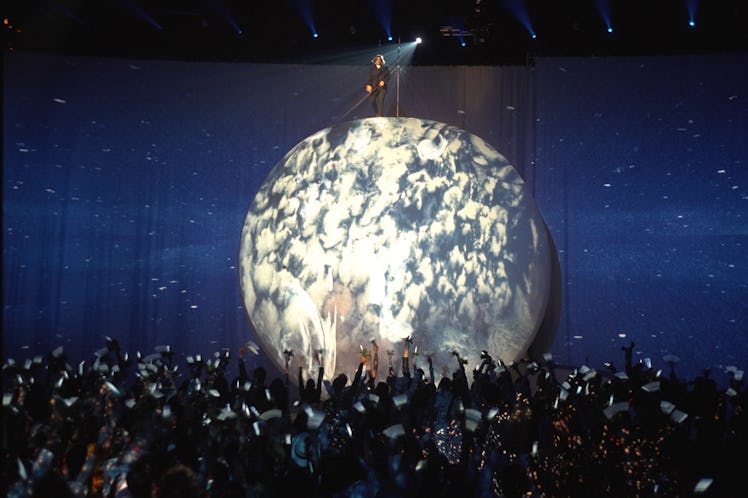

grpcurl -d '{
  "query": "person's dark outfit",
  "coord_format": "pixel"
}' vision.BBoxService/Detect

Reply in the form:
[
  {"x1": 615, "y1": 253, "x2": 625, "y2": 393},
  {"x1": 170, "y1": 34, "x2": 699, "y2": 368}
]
[
  {"x1": 299, "y1": 366, "x2": 323, "y2": 406},
  {"x1": 366, "y1": 59, "x2": 390, "y2": 117}
]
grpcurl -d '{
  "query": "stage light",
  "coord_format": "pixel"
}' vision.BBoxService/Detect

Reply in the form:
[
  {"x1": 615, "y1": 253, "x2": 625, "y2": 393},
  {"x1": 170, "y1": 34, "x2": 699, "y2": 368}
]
[
  {"x1": 415, "y1": 37, "x2": 422, "y2": 44},
  {"x1": 117, "y1": 0, "x2": 162, "y2": 30},
  {"x1": 686, "y1": 0, "x2": 698, "y2": 29},
  {"x1": 372, "y1": 0, "x2": 393, "y2": 47},
  {"x1": 289, "y1": 0, "x2": 316, "y2": 43},
  {"x1": 593, "y1": 0, "x2": 613, "y2": 38},
  {"x1": 460, "y1": 39, "x2": 466, "y2": 47},
  {"x1": 210, "y1": 0, "x2": 242, "y2": 36},
  {"x1": 502, "y1": 0, "x2": 536, "y2": 44}
]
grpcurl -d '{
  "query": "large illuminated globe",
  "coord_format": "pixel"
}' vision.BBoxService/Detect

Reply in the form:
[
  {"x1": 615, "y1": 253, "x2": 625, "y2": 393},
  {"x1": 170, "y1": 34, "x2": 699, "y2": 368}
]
[{"x1": 239, "y1": 118, "x2": 555, "y2": 381}]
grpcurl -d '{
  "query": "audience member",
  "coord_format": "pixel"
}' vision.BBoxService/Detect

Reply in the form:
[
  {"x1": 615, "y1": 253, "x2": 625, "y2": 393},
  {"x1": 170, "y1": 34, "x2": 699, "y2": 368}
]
[{"x1": 2, "y1": 337, "x2": 745, "y2": 497}]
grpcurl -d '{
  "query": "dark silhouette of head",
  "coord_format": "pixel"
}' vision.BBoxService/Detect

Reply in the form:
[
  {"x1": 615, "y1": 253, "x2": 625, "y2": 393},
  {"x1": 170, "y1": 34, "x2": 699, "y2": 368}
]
[
  {"x1": 155, "y1": 464, "x2": 204, "y2": 498},
  {"x1": 332, "y1": 373, "x2": 348, "y2": 393}
]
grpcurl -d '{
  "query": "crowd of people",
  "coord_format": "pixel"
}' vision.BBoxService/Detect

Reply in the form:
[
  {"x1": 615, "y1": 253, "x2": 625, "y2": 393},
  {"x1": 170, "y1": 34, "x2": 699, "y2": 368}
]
[{"x1": 2, "y1": 337, "x2": 745, "y2": 497}]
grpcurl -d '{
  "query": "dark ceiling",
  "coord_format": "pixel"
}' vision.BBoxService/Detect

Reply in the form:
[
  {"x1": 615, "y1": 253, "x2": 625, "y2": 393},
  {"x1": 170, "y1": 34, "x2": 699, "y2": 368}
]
[{"x1": 5, "y1": 0, "x2": 748, "y2": 65}]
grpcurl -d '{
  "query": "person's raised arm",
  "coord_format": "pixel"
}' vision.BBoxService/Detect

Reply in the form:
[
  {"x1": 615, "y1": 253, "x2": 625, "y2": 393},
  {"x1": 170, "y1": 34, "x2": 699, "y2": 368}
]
[
  {"x1": 478, "y1": 350, "x2": 493, "y2": 375},
  {"x1": 353, "y1": 355, "x2": 365, "y2": 388},
  {"x1": 298, "y1": 365, "x2": 304, "y2": 400},
  {"x1": 412, "y1": 345, "x2": 420, "y2": 377},
  {"x1": 238, "y1": 353, "x2": 248, "y2": 382},
  {"x1": 283, "y1": 349, "x2": 293, "y2": 385},
  {"x1": 371, "y1": 339, "x2": 379, "y2": 382},
  {"x1": 622, "y1": 341, "x2": 635, "y2": 374},
  {"x1": 387, "y1": 350, "x2": 395, "y2": 378},
  {"x1": 402, "y1": 336, "x2": 412, "y2": 377},
  {"x1": 452, "y1": 350, "x2": 470, "y2": 398},
  {"x1": 427, "y1": 353, "x2": 435, "y2": 384},
  {"x1": 315, "y1": 352, "x2": 324, "y2": 398}
]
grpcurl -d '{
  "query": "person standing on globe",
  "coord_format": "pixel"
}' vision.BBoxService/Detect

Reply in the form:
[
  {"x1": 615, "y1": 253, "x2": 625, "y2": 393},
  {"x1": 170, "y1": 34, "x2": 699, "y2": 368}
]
[{"x1": 365, "y1": 54, "x2": 390, "y2": 117}]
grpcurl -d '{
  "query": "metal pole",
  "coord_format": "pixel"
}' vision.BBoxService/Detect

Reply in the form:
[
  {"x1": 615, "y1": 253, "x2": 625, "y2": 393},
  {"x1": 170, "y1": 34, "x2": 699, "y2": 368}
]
[{"x1": 396, "y1": 37, "x2": 400, "y2": 117}]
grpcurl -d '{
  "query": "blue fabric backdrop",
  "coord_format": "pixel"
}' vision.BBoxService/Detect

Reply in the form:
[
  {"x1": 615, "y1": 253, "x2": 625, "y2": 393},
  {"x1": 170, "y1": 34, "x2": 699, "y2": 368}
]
[{"x1": 3, "y1": 52, "x2": 746, "y2": 381}]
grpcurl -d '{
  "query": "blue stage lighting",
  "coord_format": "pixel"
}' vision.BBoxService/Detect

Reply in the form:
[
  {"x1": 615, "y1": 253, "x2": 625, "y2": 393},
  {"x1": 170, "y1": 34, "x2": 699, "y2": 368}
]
[
  {"x1": 686, "y1": 0, "x2": 699, "y2": 29},
  {"x1": 415, "y1": 37, "x2": 422, "y2": 44},
  {"x1": 593, "y1": 0, "x2": 613, "y2": 38},
  {"x1": 502, "y1": 0, "x2": 536, "y2": 44},
  {"x1": 210, "y1": 0, "x2": 242, "y2": 36},
  {"x1": 370, "y1": 0, "x2": 393, "y2": 46},
  {"x1": 461, "y1": 39, "x2": 466, "y2": 47},
  {"x1": 289, "y1": 0, "x2": 316, "y2": 42},
  {"x1": 117, "y1": 0, "x2": 163, "y2": 30}
]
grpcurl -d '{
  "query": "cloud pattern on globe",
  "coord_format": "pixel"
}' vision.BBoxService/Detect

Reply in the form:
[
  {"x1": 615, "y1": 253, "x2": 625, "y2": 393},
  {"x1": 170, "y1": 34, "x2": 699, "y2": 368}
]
[{"x1": 239, "y1": 117, "x2": 553, "y2": 381}]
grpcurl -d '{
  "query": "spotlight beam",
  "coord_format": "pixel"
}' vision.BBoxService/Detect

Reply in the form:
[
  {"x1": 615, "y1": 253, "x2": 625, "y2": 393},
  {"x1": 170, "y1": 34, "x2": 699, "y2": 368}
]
[
  {"x1": 115, "y1": 0, "x2": 163, "y2": 30},
  {"x1": 390, "y1": 37, "x2": 420, "y2": 117}
]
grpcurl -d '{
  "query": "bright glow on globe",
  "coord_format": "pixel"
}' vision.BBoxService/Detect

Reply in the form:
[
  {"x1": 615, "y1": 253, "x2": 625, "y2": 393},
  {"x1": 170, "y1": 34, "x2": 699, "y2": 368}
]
[{"x1": 239, "y1": 117, "x2": 554, "y2": 381}]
